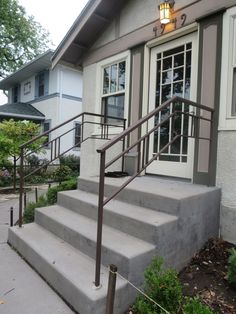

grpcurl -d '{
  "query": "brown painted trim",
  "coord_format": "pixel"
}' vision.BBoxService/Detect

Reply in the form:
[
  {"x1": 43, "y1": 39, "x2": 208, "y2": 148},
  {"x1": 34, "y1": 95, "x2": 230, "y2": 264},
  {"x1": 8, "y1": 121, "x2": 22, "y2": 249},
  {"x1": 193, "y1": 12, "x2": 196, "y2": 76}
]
[
  {"x1": 193, "y1": 11, "x2": 224, "y2": 186},
  {"x1": 83, "y1": 0, "x2": 236, "y2": 67},
  {"x1": 127, "y1": 44, "x2": 145, "y2": 147},
  {"x1": 196, "y1": 8, "x2": 226, "y2": 22}
]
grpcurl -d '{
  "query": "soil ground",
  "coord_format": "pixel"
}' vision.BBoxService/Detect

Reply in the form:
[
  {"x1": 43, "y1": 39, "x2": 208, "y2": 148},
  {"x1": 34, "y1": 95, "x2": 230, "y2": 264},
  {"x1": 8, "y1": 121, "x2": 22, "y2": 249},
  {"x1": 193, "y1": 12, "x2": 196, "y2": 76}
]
[
  {"x1": 125, "y1": 238, "x2": 236, "y2": 314},
  {"x1": 179, "y1": 238, "x2": 236, "y2": 314}
]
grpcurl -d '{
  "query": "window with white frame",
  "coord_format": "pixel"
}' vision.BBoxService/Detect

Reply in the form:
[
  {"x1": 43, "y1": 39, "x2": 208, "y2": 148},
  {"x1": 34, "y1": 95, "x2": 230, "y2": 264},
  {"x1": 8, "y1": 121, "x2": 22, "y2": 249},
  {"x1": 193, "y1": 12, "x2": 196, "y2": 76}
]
[
  {"x1": 74, "y1": 122, "x2": 81, "y2": 148},
  {"x1": 35, "y1": 70, "x2": 49, "y2": 98},
  {"x1": 102, "y1": 60, "x2": 126, "y2": 123}
]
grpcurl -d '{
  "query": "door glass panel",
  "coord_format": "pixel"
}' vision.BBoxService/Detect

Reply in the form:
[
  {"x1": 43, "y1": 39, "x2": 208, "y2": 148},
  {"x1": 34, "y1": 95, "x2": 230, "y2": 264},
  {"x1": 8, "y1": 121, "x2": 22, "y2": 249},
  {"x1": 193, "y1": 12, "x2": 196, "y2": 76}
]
[
  {"x1": 163, "y1": 57, "x2": 172, "y2": 70},
  {"x1": 153, "y1": 42, "x2": 192, "y2": 162}
]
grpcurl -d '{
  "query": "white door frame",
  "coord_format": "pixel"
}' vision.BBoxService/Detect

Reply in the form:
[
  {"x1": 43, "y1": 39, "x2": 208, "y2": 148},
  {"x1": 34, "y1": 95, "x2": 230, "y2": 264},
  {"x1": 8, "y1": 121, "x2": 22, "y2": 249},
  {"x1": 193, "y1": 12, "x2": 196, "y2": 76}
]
[{"x1": 146, "y1": 32, "x2": 198, "y2": 179}]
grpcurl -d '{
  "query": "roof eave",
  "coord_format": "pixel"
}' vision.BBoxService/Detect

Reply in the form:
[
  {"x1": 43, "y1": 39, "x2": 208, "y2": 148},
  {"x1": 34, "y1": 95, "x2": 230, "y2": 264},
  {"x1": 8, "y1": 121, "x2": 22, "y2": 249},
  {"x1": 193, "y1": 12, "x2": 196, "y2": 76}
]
[{"x1": 51, "y1": 0, "x2": 101, "y2": 69}]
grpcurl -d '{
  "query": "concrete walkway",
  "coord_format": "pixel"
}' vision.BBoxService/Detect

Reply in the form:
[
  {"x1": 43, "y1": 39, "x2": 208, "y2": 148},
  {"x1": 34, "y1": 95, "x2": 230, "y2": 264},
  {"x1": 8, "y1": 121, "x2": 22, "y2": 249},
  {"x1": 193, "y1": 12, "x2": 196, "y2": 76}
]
[{"x1": 0, "y1": 187, "x2": 74, "y2": 314}]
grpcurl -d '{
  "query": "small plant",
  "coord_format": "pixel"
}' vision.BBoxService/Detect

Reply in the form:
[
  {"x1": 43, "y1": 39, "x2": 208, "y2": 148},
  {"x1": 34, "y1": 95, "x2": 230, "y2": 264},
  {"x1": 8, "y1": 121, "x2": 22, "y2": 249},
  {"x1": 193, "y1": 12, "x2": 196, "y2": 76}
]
[
  {"x1": 227, "y1": 248, "x2": 236, "y2": 288},
  {"x1": 133, "y1": 256, "x2": 182, "y2": 314},
  {"x1": 52, "y1": 165, "x2": 72, "y2": 183},
  {"x1": 60, "y1": 154, "x2": 80, "y2": 173},
  {"x1": 183, "y1": 297, "x2": 213, "y2": 314},
  {"x1": 23, "y1": 195, "x2": 48, "y2": 223},
  {"x1": 47, "y1": 178, "x2": 77, "y2": 204}
]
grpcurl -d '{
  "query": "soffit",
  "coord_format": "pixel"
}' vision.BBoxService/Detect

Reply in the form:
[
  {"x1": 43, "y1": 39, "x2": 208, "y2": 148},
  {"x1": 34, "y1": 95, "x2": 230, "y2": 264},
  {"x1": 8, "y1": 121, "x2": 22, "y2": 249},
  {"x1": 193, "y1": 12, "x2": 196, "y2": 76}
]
[
  {"x1": 0, "y1": 50, "x2": 53, "y2": 90},
  {"x1": 52, "y1": 0, "x2": 127, "y2": 68}
]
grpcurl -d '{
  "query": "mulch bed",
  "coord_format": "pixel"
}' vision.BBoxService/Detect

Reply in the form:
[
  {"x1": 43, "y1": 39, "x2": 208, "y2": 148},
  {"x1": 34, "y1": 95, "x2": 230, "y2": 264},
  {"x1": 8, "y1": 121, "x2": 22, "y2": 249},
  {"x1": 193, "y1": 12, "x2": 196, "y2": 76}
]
[
  {"x1": 179, "y1": 238, "x2": 236, "y2": 313},
  {"x1": 125, "y1": 238, "x2": 236, "y2": 313}
]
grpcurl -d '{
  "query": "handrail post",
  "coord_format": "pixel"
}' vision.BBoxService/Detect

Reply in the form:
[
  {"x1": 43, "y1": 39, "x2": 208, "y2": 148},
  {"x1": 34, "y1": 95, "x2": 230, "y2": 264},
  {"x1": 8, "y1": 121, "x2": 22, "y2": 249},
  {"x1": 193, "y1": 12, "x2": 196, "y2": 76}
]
[
  {"x1": 19, "y1": 147, "x2": 24, "y2": 227},
  {"x1": 95, "y1": 150, "x2": 106, "y2": 287}
]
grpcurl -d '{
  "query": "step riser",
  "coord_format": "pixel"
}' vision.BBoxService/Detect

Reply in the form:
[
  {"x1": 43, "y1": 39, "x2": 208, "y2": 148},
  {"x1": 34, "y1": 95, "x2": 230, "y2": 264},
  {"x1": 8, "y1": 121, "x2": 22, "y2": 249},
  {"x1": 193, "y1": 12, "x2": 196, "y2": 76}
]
[
  {"x1": 58, "y1": 192, "x2": 178, "y2": 244},
  {"x1": 78, "y1": 178, "x2": 180, "y2": 215},
  {"x1": 8, "y1": 228, "x2": 132, "y2": 314},
  {"x1": 35, "y1": 209, "x2": 155, "y2": 285}
]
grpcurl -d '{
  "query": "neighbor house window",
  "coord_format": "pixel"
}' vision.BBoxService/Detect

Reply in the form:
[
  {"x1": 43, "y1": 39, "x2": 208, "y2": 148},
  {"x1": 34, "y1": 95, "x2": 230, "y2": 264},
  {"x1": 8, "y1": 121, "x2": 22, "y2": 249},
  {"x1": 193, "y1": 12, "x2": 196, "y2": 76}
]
[
  {"x1": 74, "y1": 122, "x2": 81, "y2": 148},
  {"x1": 35, "y1": 70, "x2": 49, "y2": 98},
  {"x1": 12, "y1": 85, "x2": 20, "y2": 103},
  {"x1": 102, "y1": 61, "x2": 126, "y2": 123},
  {"x1": 42, "y1": 120, "x2": 51, "y2": 147},
  {"x1": 24, "y1": 81, "x2": 31, "y2": 95}
]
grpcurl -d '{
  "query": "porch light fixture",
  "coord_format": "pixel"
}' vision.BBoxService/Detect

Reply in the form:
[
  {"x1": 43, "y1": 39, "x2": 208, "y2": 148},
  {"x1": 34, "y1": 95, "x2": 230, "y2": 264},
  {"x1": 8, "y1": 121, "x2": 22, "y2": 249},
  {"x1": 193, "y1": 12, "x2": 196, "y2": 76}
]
[{"x1": 159, "y1": 0, "x2": 175, "y2": 25}]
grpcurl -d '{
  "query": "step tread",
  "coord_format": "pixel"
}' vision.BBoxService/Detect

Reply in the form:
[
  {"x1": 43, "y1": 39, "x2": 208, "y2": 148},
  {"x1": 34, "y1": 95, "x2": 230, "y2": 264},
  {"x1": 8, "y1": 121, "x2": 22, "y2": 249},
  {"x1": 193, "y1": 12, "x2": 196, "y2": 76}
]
[
  {"x1": 36, "y1": 205, "x2": 155, "y2": 258},
  {"x1": 10, "y1": 224, "x2": 126, "y2": 300},
  {"x1": 60, "y1": 189, "x2": 178, "y2": 226}
]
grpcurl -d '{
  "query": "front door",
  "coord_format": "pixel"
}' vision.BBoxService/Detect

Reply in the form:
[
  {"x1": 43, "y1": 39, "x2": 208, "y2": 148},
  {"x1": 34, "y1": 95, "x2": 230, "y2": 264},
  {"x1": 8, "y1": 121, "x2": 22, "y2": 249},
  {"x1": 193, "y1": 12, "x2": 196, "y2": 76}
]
[{"x1": 147, "y1": 33, "x2": 198, "y2": 179}]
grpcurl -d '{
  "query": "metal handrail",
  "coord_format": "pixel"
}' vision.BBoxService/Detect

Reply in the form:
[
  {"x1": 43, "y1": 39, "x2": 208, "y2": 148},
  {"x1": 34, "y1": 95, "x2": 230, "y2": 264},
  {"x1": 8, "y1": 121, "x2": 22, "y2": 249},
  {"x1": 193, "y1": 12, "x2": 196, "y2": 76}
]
[
  {"x1": 94, "y1": 96, "x2": 214, "y2": 287},
  {"x1": 18, "y1": 112, "x2": 126, "y2": 227}
]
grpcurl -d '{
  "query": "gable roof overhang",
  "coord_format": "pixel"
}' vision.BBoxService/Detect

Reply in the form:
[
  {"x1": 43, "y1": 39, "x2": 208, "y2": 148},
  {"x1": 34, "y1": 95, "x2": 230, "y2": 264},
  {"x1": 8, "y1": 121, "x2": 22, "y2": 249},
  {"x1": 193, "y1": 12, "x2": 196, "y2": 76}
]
[
  {"x1": 52, "y1": 0, "x2": 127, "y2": 68},
  {"x1": 0, "y1": 103, "x2": 45, "y2": 121},
  {"x1": 0, "y1": 50, "x2": 54, "y2": 91}
]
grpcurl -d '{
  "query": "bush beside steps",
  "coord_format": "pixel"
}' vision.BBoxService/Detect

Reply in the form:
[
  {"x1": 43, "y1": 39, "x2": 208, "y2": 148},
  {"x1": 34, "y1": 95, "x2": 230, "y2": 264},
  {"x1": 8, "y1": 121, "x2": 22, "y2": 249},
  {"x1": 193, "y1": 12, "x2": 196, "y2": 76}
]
[
  {"x1": 23, "y1": 178, "x2": 77, "y2": 224},
  {"x1": 132, "y1": 256, "x2": 214, "y2": 314}
]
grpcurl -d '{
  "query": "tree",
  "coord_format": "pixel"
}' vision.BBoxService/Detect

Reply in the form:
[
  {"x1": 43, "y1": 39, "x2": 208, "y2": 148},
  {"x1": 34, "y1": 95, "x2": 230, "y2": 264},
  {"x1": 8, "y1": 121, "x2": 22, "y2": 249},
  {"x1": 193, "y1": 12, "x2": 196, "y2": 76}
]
[
  {"x1": 0, "y1": 119, "x2": 45, "y2": 191},
  {"x1": 0, "y1": 0, "x2": 52, "y2": 78}
]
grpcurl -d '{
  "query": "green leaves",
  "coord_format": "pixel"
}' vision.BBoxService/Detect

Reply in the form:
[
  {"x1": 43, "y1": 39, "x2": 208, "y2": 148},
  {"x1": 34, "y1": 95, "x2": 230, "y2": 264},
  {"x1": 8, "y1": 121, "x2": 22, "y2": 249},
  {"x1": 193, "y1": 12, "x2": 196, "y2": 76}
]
[
  {"x1": 0, "y1": 119, "x2": 44, "y2": 160},
  {"x1": 0, "y1": 0, "x2": 52, "y2": 77},
  {"x1": 227, "y1": 248, "x2": 236, "y2": 287}
]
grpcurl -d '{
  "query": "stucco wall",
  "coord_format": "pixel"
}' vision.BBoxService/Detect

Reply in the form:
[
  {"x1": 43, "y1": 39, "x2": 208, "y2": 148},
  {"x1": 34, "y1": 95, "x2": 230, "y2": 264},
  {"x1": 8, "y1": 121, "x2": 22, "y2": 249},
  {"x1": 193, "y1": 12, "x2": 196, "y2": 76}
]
[
  {"x1": 216, "y1": 131, "x2": 236, "y2": 244},
  {"x1": 61, "y1": 66, "x2": 83, "y2": 98}
]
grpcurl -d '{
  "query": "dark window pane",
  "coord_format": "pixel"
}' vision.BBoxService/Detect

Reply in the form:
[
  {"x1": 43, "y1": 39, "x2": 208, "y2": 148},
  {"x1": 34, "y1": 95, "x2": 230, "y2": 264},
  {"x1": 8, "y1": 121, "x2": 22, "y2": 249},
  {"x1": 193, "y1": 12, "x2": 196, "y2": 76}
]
[
  {"x1": 186, "y1": 43, "x2": 192, "y2": 50},
  {"x1": 43, "y1": 122, "x2": 50, "y2": 147},
  {"x1": 110, "y1": 64, "x2": 117, "y2": 93},
  {"x1": 173, "y1": 82, "x2": 183, "y2": 97},
  {"x1": 103, "y1": 67, "x2": 110, "y2": 94},
  {"x1": 118, "y1": 62, "x2": 126, "y2": 91},
  {"x1": 182, "y1": 156, "x2": 187, "y2": 162},
  {"x1": 163, "y1": 57, "x2": 172, "y2": 70},
  {"x1": 162, "y1": 84, "x2": 171, "y2": 103},
  {"x1": 156, "y1": 60, "x2": 161, "y2": 106},
  {"x1": 174, "y1": 53, "x2": 184, "y2": 67},
  {"x1": 163, "y1": 45, "x2": 184, "y2": 57},
  {"x1": 74, "y1": 123, "x2": 81, "y2": 147},
  {"x1": 160, "y1": 155, "x2": 180, "y2": 162},
  {"x1": 162, "y1": 70, "x2": 172, "y2": 84},
  {"x1": 173, "y1": 67, "x2": 184, "y2": 81},
  {"x1": 104, "y1": 94, "x2": 124, "y2": 123},
  {"x1": 38, "y1": 72, "x2": 45, "y2": 97},
  {"x1": 157, "y1": 53, "x2": 162, "y2": 60}
]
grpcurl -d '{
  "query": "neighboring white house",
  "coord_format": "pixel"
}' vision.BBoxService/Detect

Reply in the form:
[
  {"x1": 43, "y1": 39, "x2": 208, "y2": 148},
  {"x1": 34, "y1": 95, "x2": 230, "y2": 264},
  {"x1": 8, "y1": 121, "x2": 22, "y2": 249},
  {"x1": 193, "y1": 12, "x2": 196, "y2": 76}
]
[{"x1": 0, "y1": 50, "x2": 83, "y2": 160}]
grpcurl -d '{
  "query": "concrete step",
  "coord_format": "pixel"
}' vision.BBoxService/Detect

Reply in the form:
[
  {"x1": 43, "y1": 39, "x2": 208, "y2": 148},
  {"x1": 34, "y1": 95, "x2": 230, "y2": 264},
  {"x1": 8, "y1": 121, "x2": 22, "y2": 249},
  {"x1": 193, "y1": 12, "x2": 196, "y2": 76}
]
[
  {"x1": 58, "y1": 189, "x2": 178, "y2": 244},
  {"x1": 8, "y1": 224, "x2": 131, "y2": 314},
  {"x1": 35, "y1": 205, "x2": 155, "y2": 284},
  {"x1": 78, "y1": 176, "x2": 220, "y2": 215}
]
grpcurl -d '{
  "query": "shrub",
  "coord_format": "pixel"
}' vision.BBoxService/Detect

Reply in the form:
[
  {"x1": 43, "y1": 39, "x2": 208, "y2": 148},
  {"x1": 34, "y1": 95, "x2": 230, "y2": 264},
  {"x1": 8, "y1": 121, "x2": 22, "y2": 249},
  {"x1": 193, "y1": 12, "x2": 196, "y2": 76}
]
[
  {"x1": 47, "y1": 178, "x2": 77, "y2": 205},
  {"x1": 133, "y1": 257, "x2": 182, "y2": 314},
  {"x1": 227, "y1": 248, "x2": 236, "y2": 287},
  {"x1": 52, "y1": 165, "x2": 72, "y2": 183},
  {"x1": 23, "y1": 195, "x2": 48, "y2": 223},
  {"x1": 183, "y1": 297, "x2": 213, "y2": 314},
  {"x1": 60, "y1": 154, "x2": 80, "y2": 173},
  {"x1": 26, "y1": 154, "x2": 49, "y2": 176},
  {"x1": 23, "y1": 179, "x2": 77, "y2": 223}
]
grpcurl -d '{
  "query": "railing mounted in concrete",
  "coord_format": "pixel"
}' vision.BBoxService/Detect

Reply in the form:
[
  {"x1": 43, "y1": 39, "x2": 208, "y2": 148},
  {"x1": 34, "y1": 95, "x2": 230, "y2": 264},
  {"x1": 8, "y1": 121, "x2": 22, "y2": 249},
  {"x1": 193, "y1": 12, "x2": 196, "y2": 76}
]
[
  {"x1": 18, "y1": 112, "x2": 126, "y2": 227},
  {"x1": 94, "y1": 96, "x2": 214, "y2": 287}
]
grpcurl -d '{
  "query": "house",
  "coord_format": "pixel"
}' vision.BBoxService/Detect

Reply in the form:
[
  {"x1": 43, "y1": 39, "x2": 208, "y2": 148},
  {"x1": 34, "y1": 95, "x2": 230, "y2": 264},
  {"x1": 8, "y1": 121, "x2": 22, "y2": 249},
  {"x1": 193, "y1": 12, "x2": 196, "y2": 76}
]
[
  {"x1": 0, "y1": 50, "x2": 83, "y2": 160},
  {"x1": 7, "y1": 1, "x2": 236, "y2": 313}
]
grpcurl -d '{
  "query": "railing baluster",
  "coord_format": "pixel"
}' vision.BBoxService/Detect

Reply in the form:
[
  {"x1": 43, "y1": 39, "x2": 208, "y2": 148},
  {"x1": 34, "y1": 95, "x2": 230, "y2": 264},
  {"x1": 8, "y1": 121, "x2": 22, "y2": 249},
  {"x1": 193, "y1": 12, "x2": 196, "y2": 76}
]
[
  {"x1": 19, "y1": 147, "x2": 24, "y2": 227},
  {"x1": 95, "y1": 151, "x2": 106, "y2": 287}
]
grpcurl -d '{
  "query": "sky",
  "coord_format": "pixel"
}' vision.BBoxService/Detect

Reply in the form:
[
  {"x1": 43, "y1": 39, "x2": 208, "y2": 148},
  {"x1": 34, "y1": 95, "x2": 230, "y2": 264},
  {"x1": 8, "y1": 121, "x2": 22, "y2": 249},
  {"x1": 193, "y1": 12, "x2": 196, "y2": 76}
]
[{"x1": 0, "y1": 0, "x2": 89, "y2": 105}]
